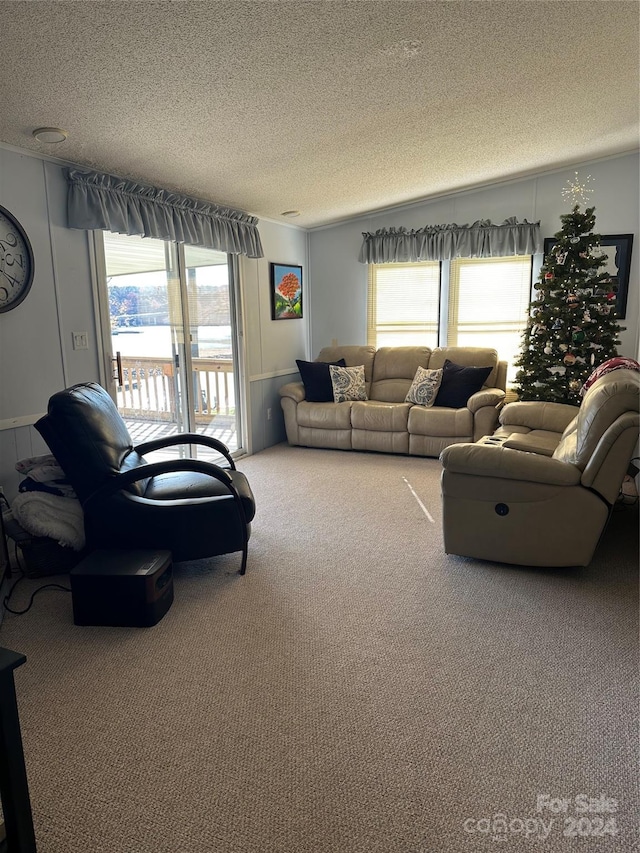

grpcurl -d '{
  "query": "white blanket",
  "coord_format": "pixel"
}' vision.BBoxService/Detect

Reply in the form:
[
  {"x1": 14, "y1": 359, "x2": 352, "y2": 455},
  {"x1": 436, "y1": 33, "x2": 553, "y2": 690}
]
[{"x1": 12, "y1": 492, "x2": 85, "y2": 551}]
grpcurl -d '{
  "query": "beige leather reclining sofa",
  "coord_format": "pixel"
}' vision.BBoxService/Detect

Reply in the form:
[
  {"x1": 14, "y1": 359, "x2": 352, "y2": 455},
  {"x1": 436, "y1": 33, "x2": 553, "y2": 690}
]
[
  {"x1": 440, "y1": 368, "x2": 640, "y2": 567},
  {"x1": 279, "y1": 345, "x2": 507, "y2": 457}
]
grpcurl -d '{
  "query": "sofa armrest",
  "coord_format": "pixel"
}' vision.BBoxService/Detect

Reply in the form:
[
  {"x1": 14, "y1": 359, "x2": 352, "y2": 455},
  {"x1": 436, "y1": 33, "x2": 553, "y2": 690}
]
[
  {"x1": 279, "y1": 381, "x2": 306, "y2": 403},
  {"x1": 499, "y1": 400, "x2": 578, "y2": 433},
  {"x1": 440, "y1": 443, "x2": 582, "y2": 486},
  {"x1": 467, "y1": 387, "x2": 505, "y2": 414}
]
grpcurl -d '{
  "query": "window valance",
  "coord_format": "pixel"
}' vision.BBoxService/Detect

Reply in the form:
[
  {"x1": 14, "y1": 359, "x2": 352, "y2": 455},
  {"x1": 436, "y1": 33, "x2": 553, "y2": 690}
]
[
  {"x1": 359, "y1": 217, "x2": 541, "y2": 263},
  {"x1": 66, "y1": 168, "x2": 264, "y2": 258}
]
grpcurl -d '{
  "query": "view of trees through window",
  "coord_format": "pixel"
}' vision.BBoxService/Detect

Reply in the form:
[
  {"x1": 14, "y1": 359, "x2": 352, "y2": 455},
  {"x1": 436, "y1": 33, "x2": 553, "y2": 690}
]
[{"x1": 108, "y1": 277, "x2": 230, "y2": 330}]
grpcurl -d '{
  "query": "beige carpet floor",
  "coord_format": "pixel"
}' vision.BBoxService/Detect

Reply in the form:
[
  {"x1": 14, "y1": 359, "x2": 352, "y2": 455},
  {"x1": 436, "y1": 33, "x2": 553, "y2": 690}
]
[{"x1": 1, "y1": 444, "x2": 638, "y2": 853}]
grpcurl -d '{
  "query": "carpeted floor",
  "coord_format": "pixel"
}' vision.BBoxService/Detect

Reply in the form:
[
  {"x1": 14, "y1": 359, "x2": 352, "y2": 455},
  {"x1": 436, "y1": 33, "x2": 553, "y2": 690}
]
[{"x1": 1, "y1": 444, "x2": 638, "y2": 853}]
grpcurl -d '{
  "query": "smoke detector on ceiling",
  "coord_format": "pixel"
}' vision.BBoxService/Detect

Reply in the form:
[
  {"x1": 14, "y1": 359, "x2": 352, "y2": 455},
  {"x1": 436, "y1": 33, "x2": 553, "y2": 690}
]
[{"x1": 32, "y1": 127, "x2": 68, "y2": 144}]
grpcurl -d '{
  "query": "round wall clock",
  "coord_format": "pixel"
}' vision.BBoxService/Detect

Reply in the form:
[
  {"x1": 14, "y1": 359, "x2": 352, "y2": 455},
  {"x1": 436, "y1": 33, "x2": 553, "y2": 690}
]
[{"x1": 0, "y1": 204, "x2": 35, "y2": 313}]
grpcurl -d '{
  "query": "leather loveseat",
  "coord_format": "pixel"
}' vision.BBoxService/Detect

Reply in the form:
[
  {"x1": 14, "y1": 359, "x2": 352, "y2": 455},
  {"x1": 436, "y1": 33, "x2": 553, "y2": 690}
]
[
  {"x1": 279, "y1": 345, "x2": 507, "y2": 458},
  {"x1": 440, "y1": 367, "x2": 640, "y2": 567}
]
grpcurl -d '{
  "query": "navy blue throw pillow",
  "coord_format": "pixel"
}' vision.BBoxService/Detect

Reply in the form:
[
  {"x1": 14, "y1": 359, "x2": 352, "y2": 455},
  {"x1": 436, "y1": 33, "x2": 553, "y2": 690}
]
[
  {"x1": 434, "y1": 360, "x2": 492, "y2": 408},
  {"x1": 296, "y1": 358, "x2": 347, "y2": 402}
]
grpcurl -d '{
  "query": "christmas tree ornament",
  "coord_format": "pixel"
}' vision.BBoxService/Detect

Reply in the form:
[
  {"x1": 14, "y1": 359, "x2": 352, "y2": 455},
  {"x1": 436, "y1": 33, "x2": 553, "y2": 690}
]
[
  {"x1": 544, "y1": 345, "x2": 553, "y2": 355},
  {"x1": 570, "y1": 236, "x2": 580, "y2": 244},
  {"x1": 569, "y1": 380, "x2": 581, "y2": 392},
  {"x1": 545, "y1": 272, "x2": 554, "y2": 280},
  {"x1": 566, "y1": 293, "x2": 579, "y2": 307},
  {"x1": 572, "y1": 330, "x2": 586, "y2": 343},
  {"x1": 559, "y1": 343, "x2": 569, "y2": 352},
  {"x1": 563, "y1": 352, "x2": 577, "y2": 366}
]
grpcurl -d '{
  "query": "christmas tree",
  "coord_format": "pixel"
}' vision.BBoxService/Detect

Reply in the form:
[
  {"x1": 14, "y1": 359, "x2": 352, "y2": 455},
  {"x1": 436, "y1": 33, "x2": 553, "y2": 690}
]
[{"x1": 514, "y1": 179, "x2": 623, "y2": 405}]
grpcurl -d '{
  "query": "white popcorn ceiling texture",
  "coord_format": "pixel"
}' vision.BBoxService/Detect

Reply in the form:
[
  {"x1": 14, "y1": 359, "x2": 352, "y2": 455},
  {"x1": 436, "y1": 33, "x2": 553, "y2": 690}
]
[{"x1": 0, "y1": 1, "x2": 637, "y2": 228}]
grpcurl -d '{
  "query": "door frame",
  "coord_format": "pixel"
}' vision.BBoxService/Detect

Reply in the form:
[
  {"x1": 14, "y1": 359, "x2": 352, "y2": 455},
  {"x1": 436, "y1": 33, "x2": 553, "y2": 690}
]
[{"x1": 90, "y1": 231, "x2": 249, "y2": 456}]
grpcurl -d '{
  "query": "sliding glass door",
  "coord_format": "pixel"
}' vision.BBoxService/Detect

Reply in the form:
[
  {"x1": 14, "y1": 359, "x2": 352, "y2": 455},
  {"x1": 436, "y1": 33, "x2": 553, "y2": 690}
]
[
  {"x1": 183, "y1": 244, "x2": 242, "y2": 453},
  {"x1": 99, "y1": 232, "x2": 242, "y2": 458}
]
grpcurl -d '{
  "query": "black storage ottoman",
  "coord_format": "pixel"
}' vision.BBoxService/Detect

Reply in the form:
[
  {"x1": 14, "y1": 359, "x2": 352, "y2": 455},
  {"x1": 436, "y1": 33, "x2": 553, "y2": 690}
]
[{"x1": 70, "y1": 549, "x2": 173, "y2": 627}]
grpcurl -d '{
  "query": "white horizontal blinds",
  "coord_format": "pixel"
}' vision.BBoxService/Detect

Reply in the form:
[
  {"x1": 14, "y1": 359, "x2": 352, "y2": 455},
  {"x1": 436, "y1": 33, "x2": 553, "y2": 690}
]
[
  {"x1": 367, "y1": 262, "x2": 440, "y2": 348},
  {"x1": 448, "y1": 256, "x2": 532, "y2": 385}
]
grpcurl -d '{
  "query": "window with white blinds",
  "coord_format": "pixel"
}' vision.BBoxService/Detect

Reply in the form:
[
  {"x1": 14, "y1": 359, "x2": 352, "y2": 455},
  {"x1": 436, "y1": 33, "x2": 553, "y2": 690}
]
[
  {"x1": 367, "y1": 262, "x2": 440, "y2": 348},
  {"x1": 447, "y1": 256, "x2": 533, "y2": 384}
]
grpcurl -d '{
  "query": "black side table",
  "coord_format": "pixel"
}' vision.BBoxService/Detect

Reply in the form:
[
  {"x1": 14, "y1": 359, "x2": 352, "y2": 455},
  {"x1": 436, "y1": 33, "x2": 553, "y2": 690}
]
[{"x1": 0, "y1": 648, "x2": 37, "y2": 852}]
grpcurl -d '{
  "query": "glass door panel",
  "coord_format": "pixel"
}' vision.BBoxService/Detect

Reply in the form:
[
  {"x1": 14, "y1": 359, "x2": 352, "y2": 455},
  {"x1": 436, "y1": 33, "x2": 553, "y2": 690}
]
[
  {"x1": 183, "y1": 245, "x2": 239, "y2": 457},
  {"x1": 102, "y1": 233, "x2": 188, "y2": 447}
]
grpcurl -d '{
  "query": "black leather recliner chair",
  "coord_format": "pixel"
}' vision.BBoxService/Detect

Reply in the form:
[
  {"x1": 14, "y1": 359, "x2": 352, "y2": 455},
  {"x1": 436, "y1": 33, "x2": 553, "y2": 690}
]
[{"x1": 35, "y1": 382, "x2": 256, "y2": 573}]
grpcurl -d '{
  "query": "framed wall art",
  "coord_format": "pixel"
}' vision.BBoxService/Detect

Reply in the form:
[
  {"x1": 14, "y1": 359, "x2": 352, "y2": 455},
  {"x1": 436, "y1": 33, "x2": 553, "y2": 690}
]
[
  {"x1": 544, "y1": 234, "x2": 633, "y2": 319},
  {"x1": 270, "y1": 263, "x2": 303, "y2": 320}
]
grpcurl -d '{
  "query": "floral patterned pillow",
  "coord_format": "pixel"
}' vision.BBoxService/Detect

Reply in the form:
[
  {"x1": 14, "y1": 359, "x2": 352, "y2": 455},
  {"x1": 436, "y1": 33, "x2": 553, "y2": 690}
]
[
  {"x1": 405, "y1": 366, "x2": 443, "y2": 407},
  {"x1": 329, "y1": 365, "x2": 368, "y2": 403}
]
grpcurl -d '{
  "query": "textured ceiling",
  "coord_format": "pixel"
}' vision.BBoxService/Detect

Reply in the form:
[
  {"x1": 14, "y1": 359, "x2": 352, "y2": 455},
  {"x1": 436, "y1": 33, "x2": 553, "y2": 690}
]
[{"x1": 0, "y1": 1, "x2": 638, "y2": 228}]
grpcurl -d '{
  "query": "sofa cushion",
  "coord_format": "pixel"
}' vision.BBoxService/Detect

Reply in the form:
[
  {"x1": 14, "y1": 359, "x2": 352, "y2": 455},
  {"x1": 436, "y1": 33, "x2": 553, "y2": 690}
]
[
  {"x1": 553, "y1": 368, "x2": 640, "y2": 471},
  {"x1": 370, "y1": 346, "x2": 432, "y2": 403},
  {"x1": 317, "y1": 346, "x2": 376, "y2": 383},
  {"x1": 296, "y1": 358, "x2": 346, "y2": 402},
  {"x1": 429, "y1": 346, "x2": 499, "y2": 388},
  {"x1": 351, "y1": 401, "x2": 412, "y2": 432},
  {"x1": 405, "y1": 366, "x2": 443, "y2": 407},
  {"x1": 330, "y1": 365, "x2": 368, "y2": 402},
  {"x1": 434, "y1": 360, "x2": 492, "y2": 408},
  {"x1": 408, "y1": 404, "x2": 473, "y2": 438},
  {"x1": 297, "y1": 400, "x2": 353, "y2": 430}
]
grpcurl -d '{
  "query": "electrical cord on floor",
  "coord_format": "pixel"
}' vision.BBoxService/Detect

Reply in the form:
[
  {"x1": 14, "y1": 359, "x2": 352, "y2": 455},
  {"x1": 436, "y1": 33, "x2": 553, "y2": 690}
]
[{"x1": 3, "y1": 544, "x2": 71, "y2": 616}]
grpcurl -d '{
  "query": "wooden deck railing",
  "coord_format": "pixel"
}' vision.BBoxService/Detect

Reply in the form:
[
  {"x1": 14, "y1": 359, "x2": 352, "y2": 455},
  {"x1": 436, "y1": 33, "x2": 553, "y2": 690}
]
[{"x1": 117, "y1": 356, "x2": 234, "y2": 423}]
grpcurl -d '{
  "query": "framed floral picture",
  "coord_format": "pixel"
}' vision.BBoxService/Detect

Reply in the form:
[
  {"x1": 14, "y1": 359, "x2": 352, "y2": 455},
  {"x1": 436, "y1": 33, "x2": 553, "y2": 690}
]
[{"x1": 270, "y1": 263, "x2": 303, "y2": 320}]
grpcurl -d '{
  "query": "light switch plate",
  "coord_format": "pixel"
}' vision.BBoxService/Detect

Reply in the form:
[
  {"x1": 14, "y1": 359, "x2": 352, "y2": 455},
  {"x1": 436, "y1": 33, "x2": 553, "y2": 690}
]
[{"x1": 72, "y1": 331, "x2": 88, "y2": 350}]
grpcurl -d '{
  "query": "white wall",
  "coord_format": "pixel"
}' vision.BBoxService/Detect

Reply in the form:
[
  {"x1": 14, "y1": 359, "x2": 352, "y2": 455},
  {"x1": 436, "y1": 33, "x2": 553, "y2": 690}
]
[
  {"x1": 0, "y1": 145, "x2": 308, "y2": 499},
  {"x1": 0, "y1": 149, "x2": 100, "y2": 497},
  {"x1": 308, "y1": 153, "x2": 640, "y2": 359},
  {"x1": 240, "y1": 218, "x2": 309, "y2": 452}
]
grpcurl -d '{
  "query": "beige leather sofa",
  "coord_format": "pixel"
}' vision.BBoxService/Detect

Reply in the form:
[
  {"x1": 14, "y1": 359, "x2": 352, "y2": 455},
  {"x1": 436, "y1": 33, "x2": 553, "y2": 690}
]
[
  {"x1": 440, "y1": 368, "x2": 640, "y2": 567},
  {"x1": 279, "y1": 345, "x2": 507, "y2": 457}
]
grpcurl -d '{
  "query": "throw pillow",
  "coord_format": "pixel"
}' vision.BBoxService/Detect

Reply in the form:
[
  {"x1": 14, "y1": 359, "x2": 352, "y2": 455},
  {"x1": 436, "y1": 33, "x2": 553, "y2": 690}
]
[
  {"x1": 434, "y1": 360, "x2": 492, "y2": 408},
  {"x1": 329, "y1": 364, "x2": 368, "y2": 403},
  {"x1": 405, "y1": 366, "x2": 443, "y2": 407},
  {"x1": 296, "y1": 358, "x2": 346, "y2": 402}
]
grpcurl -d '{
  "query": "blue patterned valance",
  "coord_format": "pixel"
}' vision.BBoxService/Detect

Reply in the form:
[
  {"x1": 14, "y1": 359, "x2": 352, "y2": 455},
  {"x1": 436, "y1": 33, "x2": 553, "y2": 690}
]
[
  {"x1": 359, "y1": 217, "x2": 541, "y2": 263},
  {"x1": 66, "y1": 168, "x2": 263, "y2": 258}
]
